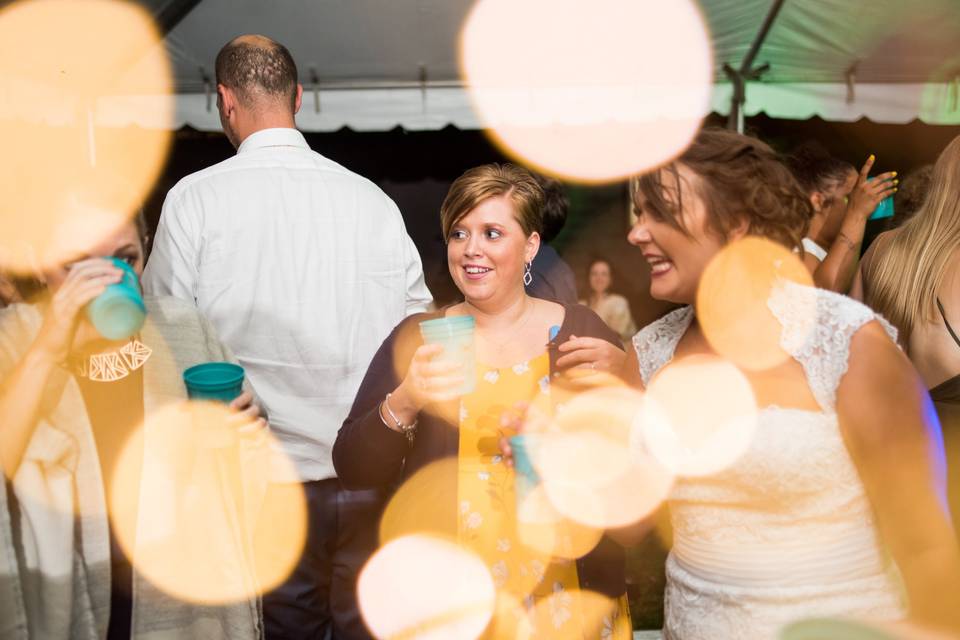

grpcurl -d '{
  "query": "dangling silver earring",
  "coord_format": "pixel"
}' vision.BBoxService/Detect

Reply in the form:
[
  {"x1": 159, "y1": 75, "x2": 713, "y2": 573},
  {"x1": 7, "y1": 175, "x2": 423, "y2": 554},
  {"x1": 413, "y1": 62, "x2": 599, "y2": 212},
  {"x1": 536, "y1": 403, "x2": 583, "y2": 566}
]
[{"x1": 523, "y1": 261, "x2": 533, "y2": 286}]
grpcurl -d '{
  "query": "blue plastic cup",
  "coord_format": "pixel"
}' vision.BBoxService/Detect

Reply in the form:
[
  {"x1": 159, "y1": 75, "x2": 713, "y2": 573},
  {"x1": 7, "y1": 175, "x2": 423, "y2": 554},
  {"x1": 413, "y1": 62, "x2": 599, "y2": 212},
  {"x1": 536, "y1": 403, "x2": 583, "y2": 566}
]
[
  {"x1": 85, "y1": 257, "x2": 146, "y2": 340},
  {"x1": 419, "y1": 315, "x2": 476, "y2": 395},
  {"x1": 867, "y1": 176, "x2": 895, "y2": 221},
  {"x1": 183, "y1": 362, "x2": 245, "y2": 403},
  {"x1": 510, "y1": 434, "x2": 541, "y2": 509}
]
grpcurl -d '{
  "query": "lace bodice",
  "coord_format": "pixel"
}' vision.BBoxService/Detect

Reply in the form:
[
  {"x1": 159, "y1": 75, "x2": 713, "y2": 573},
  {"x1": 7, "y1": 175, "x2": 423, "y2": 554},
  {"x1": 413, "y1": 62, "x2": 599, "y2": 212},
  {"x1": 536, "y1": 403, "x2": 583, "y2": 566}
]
[{"x1": 632, "y1": 282, "x2": 905, "y2": 639}]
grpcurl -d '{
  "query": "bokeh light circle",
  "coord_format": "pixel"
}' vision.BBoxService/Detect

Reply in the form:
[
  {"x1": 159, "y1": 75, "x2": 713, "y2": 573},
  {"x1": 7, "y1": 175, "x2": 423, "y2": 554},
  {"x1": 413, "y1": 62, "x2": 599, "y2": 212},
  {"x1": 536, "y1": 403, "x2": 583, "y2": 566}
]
[
  {"x1": 358, "y1": 534, "x2": 497, "y2": 640},
  {"x1": 637, "y1": 354, "x2": 758, "y2": 477},
  {"x1": 696, "y1": 237, "x2": 815, "y2": 371},
  {"x1": 0, "y1": 0, "x2": 172, "y2": 274},
  {"x1": 527, "y1": 589, "x2": 630, "y2": 638},
  {"x1": 379, "y1": 457, "x2": 460, "y2": 544},
  {"x1": 532, "y1": 386, "x2": 673, "y2": 529},
  {"x1": 110, "y1": 400, "x2": 306, "y2": 604},
  {"x1": 460, "y1": 0, "x2": 713, "y2": 183},
  {"x1": 515, "y1": 483, "x2": 604, "y2": 560}
]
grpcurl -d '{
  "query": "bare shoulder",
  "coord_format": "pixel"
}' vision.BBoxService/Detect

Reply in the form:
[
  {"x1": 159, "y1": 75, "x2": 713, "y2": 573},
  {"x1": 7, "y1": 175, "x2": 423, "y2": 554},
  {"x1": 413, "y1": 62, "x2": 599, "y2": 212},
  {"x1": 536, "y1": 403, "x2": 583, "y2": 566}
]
[
  {"x1": 839, "y1": 319, "x2": 923, "y2": 438},
  {"x1": 531, "y1": 297, "x2": 566, "y2": 326}
]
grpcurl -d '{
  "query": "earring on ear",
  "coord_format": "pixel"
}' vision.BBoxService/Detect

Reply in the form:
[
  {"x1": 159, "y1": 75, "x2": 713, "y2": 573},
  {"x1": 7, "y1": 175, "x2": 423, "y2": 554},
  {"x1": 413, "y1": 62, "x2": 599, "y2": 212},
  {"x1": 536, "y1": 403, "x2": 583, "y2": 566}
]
[{"x1": 523, "y1": 261, "x2": 533, "y2": 286}]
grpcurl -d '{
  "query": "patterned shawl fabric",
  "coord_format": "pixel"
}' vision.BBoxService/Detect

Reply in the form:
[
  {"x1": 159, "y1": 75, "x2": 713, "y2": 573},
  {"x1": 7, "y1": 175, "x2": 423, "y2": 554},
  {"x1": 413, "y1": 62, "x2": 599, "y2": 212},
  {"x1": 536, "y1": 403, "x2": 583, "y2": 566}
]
[{"x1": 0, "y1": 297, "x2": 266, "y2": 640}]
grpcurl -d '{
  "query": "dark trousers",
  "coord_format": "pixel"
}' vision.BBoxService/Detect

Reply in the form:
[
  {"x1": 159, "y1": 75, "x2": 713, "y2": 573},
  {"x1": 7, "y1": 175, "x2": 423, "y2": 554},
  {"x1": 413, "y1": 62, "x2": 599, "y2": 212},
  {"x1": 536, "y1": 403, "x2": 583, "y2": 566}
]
[{"x1": 260, "y1": 479, "x2": 382, "y2": 640}]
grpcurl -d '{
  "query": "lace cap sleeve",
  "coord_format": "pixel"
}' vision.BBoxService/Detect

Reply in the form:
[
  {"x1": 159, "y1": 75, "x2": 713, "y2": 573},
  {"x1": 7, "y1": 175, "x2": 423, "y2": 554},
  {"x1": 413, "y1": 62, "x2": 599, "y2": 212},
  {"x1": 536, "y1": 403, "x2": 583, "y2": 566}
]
[
  {"x1": 767, "y1": 281, "x2": 898, "y2": 413},
  {"x1": 631, "y1": 306, "x2": 694, "y2": 386}
]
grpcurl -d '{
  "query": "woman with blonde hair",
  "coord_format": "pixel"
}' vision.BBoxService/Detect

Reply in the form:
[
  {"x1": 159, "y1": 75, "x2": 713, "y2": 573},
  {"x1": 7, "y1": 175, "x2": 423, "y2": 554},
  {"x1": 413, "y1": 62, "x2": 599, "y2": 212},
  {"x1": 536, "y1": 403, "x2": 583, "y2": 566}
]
[{"x1": 855, "y1": 134, "x2": 960, "y2": 538}]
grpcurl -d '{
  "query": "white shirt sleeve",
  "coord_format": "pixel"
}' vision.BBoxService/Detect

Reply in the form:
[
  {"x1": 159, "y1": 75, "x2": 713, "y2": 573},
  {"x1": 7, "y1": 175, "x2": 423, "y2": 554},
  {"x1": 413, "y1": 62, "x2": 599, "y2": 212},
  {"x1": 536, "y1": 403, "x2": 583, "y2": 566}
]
[{"x1": 142, "y1": 189, "x2": 200, "y2": 305}]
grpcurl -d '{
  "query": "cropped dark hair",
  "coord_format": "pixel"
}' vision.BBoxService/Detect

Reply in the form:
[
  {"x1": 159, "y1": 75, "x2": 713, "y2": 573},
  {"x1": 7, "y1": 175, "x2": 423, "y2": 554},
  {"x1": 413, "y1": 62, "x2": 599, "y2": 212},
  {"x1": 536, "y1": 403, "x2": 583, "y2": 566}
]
[
  {"x1": 532, "y1": 174, "x2": 568, "y2": 243},
  {"x1": 215, "y1": 37, "x2": 298, "y2": 110},
  {"x1": 635, "y1": 128, "x2": 812, "y2": 251},
  {"x1": 785, "y1": 140, "x2": 855, "y2": 195}
]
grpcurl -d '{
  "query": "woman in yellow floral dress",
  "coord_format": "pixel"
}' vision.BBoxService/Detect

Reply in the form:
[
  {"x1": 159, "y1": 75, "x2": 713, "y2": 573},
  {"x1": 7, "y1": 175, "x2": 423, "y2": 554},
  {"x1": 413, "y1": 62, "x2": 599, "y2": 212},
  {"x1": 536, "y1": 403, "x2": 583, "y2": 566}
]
[{"x1": 335, "y1": 164, "x2": 632, "y2": 638}]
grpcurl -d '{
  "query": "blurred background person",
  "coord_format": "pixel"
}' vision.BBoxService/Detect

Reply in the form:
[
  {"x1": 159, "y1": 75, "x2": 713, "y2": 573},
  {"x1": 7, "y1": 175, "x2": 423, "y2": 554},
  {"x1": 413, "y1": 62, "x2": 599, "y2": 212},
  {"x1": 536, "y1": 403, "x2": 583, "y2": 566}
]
[
  {"x1": 334, "y1": 164, "x2": 632, "y2": 638},
  {"x1": 623, "y1": 128, "x2": 960, "y2": 637},
  {"x1": 786, "y1": 141, "x2": 856, "y2": 266},
  {"x1": 0, "y1": 211, "x2": 265, "y2": 640},
  {"x1": 582, "y1": 257, "x2": 636, "y2": 344},
  {"x1": 856, "y1": 134, "x2": 960, "y2": 542},
  {"x1": 889, "y1": 164, "x2": 934, "y2": 230},
  {"x1": 525, "y1": 173, "x2": 578, "y2": 305},
  {"x1": 786, "y1": 142, "x2": 896, "y2": 293}
]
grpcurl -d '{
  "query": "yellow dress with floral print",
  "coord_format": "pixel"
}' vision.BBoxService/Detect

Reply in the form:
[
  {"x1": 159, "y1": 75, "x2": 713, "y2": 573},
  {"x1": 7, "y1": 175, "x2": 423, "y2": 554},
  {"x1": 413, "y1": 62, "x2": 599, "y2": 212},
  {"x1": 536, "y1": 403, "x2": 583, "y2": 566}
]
[{"x1": 458, "y1": 352, "x2": 632, "y2": 639}]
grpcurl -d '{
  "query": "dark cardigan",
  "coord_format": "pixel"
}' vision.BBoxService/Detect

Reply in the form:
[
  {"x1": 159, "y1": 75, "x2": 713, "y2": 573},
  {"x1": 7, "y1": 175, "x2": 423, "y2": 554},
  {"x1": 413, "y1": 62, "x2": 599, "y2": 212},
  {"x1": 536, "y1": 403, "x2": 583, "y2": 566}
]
[{"x1": 333, "y1": 303, "x2": 628, "y2": 598}]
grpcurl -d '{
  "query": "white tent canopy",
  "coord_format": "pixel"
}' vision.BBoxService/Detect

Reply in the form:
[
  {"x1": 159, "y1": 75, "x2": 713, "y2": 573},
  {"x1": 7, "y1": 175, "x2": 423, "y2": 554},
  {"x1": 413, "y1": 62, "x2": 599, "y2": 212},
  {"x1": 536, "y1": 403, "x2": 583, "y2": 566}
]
[{"x1": 67, "y1": 0, "x2": 960, "y2": 130}]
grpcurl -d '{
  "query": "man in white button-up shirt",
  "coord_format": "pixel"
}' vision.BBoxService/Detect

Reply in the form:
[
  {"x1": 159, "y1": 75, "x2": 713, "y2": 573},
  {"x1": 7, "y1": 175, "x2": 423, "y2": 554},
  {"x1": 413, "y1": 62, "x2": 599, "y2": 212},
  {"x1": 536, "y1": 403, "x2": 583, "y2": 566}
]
[{"x1": 143, "y1": 35, "x2": 431, "y2": 639}]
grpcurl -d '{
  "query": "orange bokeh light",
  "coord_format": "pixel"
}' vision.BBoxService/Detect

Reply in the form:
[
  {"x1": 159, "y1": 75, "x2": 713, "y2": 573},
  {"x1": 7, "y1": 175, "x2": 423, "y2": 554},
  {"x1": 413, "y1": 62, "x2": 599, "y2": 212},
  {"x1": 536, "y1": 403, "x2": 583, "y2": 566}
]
[
  {"x1": 358, "y1": 534, "x2": 497, "y2": 640},
  {"x1": 696, "y1": 237, "x2": 815, "y2": 371},
  {"x1": 531, "y1": 386, "x2": 674, "y2": 529},
  {"x1": 638, "y1": 354, "x2": 758, "y2": 477},
  {"x1": 0, "y1": 0, "x2": 172, "y2": 274},
  {"x1": 110, "y1": 401, "x2": 306, "y2": 604}
]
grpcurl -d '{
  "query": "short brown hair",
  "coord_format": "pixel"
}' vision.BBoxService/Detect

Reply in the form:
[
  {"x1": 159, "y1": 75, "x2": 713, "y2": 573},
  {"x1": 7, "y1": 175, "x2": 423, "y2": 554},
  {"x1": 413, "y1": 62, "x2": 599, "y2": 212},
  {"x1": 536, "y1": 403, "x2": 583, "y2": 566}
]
[
  {"x1": 440, "y1": 164, "x2": 544, "y2": 241},
  {"x1": 636, "y1": 128, "x2": 811, "y2": 250}
]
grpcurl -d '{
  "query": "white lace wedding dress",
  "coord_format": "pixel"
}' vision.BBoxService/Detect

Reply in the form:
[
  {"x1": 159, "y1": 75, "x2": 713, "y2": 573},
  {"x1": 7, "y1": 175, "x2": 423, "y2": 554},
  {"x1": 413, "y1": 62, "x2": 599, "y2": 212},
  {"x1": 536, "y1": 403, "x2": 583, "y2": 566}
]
[{"x1": 633, "y1": 282, "x2": 906, "y2": 640}]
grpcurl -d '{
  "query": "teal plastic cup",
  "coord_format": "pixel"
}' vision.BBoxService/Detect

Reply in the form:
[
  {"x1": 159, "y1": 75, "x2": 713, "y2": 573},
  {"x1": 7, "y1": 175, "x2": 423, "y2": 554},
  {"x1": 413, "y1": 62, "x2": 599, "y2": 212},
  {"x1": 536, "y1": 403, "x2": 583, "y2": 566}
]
[
  {"x1": 85, "y1": 257, "x2": 146, "y2": 340},
  {"x1": 509, "y1": 434, "x2": 540, "y2": 484},
  {"x1": 510, "y1": 433, "x2": 541, "y2": 511},
  {"x1": 419, "y1": 315, "x2": 476, "y2": 395},
  {"x1": 867, "y1": 176, "x2": 895, "y2": 221},
  {"x1": 183, "y1": 362, "x2": 245, "y2": 403}
]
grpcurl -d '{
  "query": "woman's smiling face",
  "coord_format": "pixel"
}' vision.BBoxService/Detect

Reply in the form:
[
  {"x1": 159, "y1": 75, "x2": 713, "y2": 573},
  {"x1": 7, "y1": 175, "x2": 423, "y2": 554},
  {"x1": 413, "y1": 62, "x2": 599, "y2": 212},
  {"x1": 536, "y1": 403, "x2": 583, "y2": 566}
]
[
  {"x1": 447, "y1": 194, "x2": 539, "y2": 307},
  {"x1": 628, "y1": 164, "x2": 736, "y2": 305}
]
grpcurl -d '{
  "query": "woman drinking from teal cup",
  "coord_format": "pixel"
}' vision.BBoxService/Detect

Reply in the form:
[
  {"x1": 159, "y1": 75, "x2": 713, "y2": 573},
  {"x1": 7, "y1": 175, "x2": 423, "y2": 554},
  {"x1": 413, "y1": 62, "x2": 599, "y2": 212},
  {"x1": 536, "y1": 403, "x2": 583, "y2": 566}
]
[{"x1": 0, "y1": 211, "x2": 265, "y2": 640}]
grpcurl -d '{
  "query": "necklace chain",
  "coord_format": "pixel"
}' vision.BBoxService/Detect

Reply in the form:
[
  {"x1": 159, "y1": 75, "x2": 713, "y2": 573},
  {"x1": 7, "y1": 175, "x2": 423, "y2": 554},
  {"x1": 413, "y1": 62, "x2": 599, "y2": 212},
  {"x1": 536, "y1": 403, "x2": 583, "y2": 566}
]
[
  {"x1": 473, "y1": 299, "x2": 535, "y2": 356},
  {"x1": 71, "y1": 339, "x2": 152, "y2": 382}
]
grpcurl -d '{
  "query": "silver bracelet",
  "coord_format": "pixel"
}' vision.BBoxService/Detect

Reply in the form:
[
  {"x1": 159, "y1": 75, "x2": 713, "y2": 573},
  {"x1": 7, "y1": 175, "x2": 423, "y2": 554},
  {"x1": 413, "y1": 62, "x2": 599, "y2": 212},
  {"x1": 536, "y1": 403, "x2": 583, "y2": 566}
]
[{"x1": 381, "y1": 392, "x2": 418, "y2": 444}]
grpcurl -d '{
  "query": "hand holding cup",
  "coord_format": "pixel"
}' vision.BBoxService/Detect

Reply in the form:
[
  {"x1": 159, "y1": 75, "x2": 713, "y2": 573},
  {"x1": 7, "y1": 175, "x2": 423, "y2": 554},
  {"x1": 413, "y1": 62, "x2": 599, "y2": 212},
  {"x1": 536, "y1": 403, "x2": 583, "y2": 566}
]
[
  {"x1": 555, "y1": 335, "x2": 626, "y2": 376},
  {"x1": 33, "y1": 258, "x2": 123, "y2": 365},
  {"x1": 847, "y1": 155, "x2": 897, "y2": 221},
  {"x1": 399, "y1": 343, "x2": 467, "y2": 409},
  {"x1": 228, "y1": 390, "x2": 268, "y2": 437}
]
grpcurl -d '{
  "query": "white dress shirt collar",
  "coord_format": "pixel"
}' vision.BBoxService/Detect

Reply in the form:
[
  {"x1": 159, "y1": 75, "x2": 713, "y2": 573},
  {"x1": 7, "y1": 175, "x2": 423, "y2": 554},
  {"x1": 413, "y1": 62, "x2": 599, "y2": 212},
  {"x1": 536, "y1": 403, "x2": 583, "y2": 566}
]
[{"x1": 237, "y1": 127, "x2": 310, "y2": 155}]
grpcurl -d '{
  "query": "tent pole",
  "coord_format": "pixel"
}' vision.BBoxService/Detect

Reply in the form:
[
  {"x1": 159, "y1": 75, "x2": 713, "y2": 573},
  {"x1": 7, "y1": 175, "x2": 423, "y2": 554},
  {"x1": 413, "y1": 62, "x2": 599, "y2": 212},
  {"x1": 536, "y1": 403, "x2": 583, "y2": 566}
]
[
  {"x1": 155, "y1": 0, "x2": 205, "y2": 35},
  {"x1": 727, "y1": 0, "x2": 787, "y2": 132}
]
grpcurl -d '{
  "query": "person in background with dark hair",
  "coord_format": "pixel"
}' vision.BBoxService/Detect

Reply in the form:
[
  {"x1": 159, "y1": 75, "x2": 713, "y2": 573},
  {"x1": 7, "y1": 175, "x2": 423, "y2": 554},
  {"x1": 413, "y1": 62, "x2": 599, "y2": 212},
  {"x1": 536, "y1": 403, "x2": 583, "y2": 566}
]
[
  {"x1": 889, "y1": 164, "x2": 933, "y2": 230},
  {"x1": 582, "y1": 257, "x2": 636, "y2": 344},
  {"x1": 143, "y1": 34, "x2": 432, "y2": 639},
  {"x1": 525, "y1": 173, "x2": 578, "y2": 305},
  {"x1": 786, "y1": 142, "x2": 896, "y2": 293}
]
